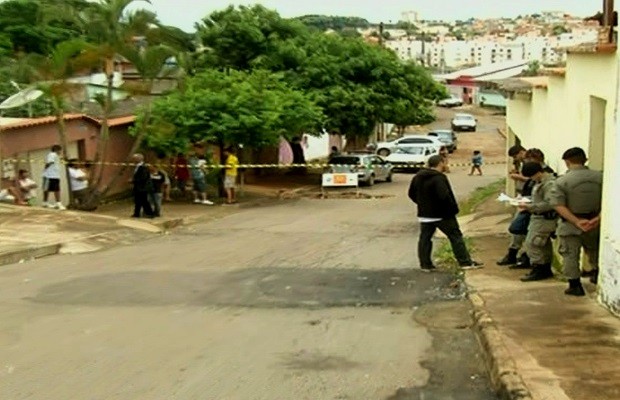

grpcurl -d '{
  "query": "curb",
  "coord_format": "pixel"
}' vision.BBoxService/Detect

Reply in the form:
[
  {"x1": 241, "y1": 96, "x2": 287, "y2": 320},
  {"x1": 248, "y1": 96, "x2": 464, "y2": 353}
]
[
  {"x1": 468, "y1": 290, "x2": 534, "y2": 400},
  {"x1": 0, "y1": 244, "x2": 61, "y2": 267}
]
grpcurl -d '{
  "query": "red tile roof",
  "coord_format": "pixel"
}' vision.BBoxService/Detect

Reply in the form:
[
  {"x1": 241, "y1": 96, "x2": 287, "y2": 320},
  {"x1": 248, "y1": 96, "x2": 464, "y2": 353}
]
[{"x1": 0, "y1": 114, "x2": 136, "y2": 131}]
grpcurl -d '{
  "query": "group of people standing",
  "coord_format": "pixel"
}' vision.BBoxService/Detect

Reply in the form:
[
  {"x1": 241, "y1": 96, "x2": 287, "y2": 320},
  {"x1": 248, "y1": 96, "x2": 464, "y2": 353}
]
[
  {"x1": 497, "y1": 145, "x2": 602, "y2": 296},
  {"x1": 408, "y1": 144, "x2": 603, "y2": 297},
  {"x1": 130, "y1": 147, "x2": 240, "y2": 218},
  {"x1": 8, "y1": 145, "x2": 90, "y2": 210}
]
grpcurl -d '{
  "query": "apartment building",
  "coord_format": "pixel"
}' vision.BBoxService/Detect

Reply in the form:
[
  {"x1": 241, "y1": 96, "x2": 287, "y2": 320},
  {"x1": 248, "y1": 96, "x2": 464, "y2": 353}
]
[{"x1": 386, "y1": 28, "x2": 598, "y2": 68}]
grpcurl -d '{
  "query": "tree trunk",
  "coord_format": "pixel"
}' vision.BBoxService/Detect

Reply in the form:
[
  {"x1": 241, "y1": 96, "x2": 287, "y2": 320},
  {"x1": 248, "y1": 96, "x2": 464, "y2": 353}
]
[
  {"x1": 83, "y1": 68, "x2": 115, "y2": 208},
  {"x1": 99, "y1": 105, "x2": 151, "y2": 197}
]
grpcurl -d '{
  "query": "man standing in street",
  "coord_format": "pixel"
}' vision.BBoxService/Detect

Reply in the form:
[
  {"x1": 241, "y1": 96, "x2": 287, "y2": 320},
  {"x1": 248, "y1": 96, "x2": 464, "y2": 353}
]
[
  {"x1": 550, "y1": 147, "x2": 603, "y2": 296},
  {"x1": 131, "y1": 153, "x2": 155, "y2": 218},
  {"x1": 517, "y1": 162, "x2": 558, "y2": 282},
  {"x1": 42, "y1": 145, "x2": 65, "y2": 210},
  {"x1": 408, "y1": 155, "x2": 482, "y2": 272}
]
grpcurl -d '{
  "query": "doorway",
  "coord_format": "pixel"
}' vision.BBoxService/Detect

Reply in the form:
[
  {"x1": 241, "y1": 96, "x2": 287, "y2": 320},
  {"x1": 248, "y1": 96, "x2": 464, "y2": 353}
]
[{"x1": 589, "y1": 96, "x2": 606, "y2": 171}]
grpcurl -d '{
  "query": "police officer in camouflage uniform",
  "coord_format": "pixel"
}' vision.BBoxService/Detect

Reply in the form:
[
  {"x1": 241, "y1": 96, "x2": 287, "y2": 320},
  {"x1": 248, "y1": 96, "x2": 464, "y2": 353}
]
[
  {"x1": 549, "y1": 147, "x2": 603, "y2": 297},
  {"x1": 518, "y1": 162, "x2": 557, "y2": 282}
]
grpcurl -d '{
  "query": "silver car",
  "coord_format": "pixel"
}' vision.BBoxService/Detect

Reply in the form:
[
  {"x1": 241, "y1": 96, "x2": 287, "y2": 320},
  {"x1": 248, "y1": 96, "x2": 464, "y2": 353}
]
[{"x1": 328, "y1": 154, "x2": 393, "y2": 186}]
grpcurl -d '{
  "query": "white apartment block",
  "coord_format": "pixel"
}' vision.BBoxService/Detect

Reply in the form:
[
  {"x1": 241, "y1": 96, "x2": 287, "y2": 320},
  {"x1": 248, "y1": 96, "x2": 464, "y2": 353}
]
[{"x1": 386, "y1": 29, "x2": 599, "y2": 68}]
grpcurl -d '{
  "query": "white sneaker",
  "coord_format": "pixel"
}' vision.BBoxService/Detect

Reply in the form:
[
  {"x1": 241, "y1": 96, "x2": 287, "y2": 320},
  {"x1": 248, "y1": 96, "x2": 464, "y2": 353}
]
[
  {"x1": 193, "y1": 199, "x2": 201, "y2": 204},
  {"x1": 202, "y1": 200, "x2": 214, "y2": 205},
  {"x1": 56, "y1": 203, "x2": 66, "y2": 210}
]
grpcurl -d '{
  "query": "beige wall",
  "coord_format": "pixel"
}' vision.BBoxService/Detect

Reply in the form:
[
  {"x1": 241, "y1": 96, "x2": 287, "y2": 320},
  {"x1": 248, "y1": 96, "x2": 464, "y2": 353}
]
[
  {"x1": 506, "y1": 52, "x2": 617, "y2": 173},
  {"x1": 506, "y1": 50, "x2": 620, "y2": 316}
]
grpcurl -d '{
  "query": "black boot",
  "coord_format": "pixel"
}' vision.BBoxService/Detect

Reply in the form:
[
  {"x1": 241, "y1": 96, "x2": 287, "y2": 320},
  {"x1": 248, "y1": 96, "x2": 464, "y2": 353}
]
[
  {"x1": 497, "y1": 248, "x2": 518, "y2": 266},
  {"x1": 589, "y1": 269, "x2": 599, "y2": 285},
  {"x1": 565, "y1": 279, "x2": 586, "y2": 296},
  {"x1": 520, "y1": 264, "x2": 554, "y2": 282},
  {"x1": 510, "y1": 253, "x2": 531, "y2": 269}
]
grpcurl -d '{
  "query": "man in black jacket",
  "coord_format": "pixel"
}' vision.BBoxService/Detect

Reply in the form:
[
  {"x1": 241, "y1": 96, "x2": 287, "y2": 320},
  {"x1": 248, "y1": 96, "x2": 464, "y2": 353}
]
[
  {"x1": 131, "y1": 153, "x2": 155, "y2": 218},
  {"x1": 409, "y1": 155, "x2": 482, "y2": 271}
]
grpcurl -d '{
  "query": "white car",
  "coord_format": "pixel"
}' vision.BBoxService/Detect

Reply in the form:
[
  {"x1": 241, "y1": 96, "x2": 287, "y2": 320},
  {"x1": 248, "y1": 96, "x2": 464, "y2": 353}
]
[
  {"x1": 385, "y1": 145, "x2": 439, "y2": 171},
  {"x1": 451, "y1": 113, "x2": 477, "y2": 132},
  {"x1": 376, "y1": 135, "x2": 443, "y2": 157},
  {"x1": 437, "y1": 95, "x2": 463, "y2": 107}
]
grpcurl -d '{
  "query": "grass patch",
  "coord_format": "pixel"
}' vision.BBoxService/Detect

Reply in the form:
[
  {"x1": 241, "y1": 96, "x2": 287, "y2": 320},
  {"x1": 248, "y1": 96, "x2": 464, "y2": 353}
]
[
  {"x1": 434, "y1": 237, "x2": 476, "y2": 275},
  {"x1": 459, "y1": 178, "x2": 506, "y2": 215}
]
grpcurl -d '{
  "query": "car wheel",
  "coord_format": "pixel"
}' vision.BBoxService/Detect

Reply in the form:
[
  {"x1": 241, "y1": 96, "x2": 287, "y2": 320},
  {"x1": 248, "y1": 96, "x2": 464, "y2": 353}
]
[
  {"x1": 377, "y1": 148, "x2": 390, "y2": 157},
  {"x1": 386, "y1": 172, "x2": 393, "y2": 182},
  {"x1": 367, "y1": 174, "x2": 375, "y2": 186},
  {"x1": 472, "y1": 127, "x2": 477, "y2": 132},
  {"x1": 448, "y1": 149, "x2": 454, "y2": 154}
]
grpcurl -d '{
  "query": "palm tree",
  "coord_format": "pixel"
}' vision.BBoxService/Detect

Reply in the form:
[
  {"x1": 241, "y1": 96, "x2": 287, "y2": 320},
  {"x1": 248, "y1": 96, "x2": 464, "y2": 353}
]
[
  {"x1": 14, "y1": 39, "x2": 97, "y2": 204},
  {"x1": 97, "y1": 43, "x2": 178, "y2": 196}
]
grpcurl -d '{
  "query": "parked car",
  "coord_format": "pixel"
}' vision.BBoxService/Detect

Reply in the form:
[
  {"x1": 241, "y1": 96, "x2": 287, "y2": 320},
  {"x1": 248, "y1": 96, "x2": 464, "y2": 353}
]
[
  {"x1": 327, "y1": 154, "x2": 393, "y2": 186},
  {"x1": 451, "y1": 113, "x2": 477, "y2": 132},
  {"x1": 437, "y1": 95, "x2": 463, "y2": 107},
  {"x1": 428, "y1": 129, "x2": 458, "y2": 153},
  {"x1": 375, "y1": 135, "x2": 443, "y2": 157},
  {"x1": 385, "y1": 145, "x2": 438, "y2": 172}
]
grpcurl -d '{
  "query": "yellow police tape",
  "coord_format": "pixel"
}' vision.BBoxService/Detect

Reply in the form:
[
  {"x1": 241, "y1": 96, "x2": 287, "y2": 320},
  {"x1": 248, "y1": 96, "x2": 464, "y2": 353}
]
[{"x1": 3, "y1": 159, "x2": 507, "y2": 169}]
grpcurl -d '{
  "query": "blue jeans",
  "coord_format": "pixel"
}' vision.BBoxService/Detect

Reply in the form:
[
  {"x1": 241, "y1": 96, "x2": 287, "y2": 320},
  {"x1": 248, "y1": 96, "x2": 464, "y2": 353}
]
[{"x1": 149, "y1": 192, "x2": 163, "y2": 216}]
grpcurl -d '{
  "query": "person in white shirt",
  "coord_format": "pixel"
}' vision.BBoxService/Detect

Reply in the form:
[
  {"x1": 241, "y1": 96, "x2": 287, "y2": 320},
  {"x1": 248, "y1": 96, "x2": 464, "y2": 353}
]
[
  {"x1": 42, "y1": 145, "x2": 65, "y2": 210},
  {"x1": 67, "y1": 160, "x2": 89, "y2": 209}
]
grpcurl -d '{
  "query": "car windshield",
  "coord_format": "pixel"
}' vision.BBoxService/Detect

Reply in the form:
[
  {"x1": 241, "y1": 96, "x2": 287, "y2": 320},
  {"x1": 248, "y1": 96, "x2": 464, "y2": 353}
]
[
  {"x1": 395, "y1": 147, "x2": 424, "y2": 155},
  {"x1": 329, "y1": 156, "x2": 360, "y2": 165},
  {"x1": 431, "y1": 131, "x2": 452, "y2": 139},
  {"x1": 455, "y1": 114, "x2": 474, "y2": 120}
]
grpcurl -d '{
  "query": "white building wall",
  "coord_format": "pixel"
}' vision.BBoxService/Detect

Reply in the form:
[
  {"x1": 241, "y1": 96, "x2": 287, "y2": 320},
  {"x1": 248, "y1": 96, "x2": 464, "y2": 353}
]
[{"x1": 600, "y1": 58, "x2": 620, "y2": 317}]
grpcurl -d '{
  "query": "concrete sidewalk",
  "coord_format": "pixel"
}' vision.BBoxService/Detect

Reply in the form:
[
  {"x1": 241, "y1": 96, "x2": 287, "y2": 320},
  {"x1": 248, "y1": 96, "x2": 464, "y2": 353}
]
[{"x1": 461, "y1": 205, "x2": 620, "y2": 400}]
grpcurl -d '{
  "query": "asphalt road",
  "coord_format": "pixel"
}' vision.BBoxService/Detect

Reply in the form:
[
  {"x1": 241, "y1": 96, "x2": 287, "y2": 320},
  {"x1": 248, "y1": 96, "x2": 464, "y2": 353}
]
[{"x1": 0, "y1": 113, "x2": 506, "y2": 400}]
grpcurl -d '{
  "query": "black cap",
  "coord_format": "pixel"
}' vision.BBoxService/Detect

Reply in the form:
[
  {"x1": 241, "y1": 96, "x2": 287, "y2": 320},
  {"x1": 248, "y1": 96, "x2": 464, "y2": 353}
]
[{"x1": 521, "y1": 161, "x2": 543, "y2": 178}]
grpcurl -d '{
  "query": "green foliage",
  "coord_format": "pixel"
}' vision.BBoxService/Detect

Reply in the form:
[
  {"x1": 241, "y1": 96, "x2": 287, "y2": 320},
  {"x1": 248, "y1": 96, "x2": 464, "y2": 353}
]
[
  {"x1": 459, "y1": 179, "x2": 506, "y2": 215},
  {"x1": 144, "y1": 69, "x2": 323, "y2": 153},
  {"x1": 294, "y1": 15, "x2": 371, "y2": 31},
  {"x1": 0, "y1": 0, "x2": 90, "y2": 55},
  {"x1": 196, "y1": 5, "x2": 307, "y2": 71},
  {"x1": 193, "y1": 5, "x2": 445, "y2": 142},
  {"x1": 522, "y1": 60, "x2": 541, "y2": 77}
]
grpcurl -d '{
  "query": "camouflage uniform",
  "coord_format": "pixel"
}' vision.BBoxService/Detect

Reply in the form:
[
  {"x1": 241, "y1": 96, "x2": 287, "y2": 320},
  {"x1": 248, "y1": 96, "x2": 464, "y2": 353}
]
[
  {"x1": 549, "y1": 166, "x2": 603, "y2": 280},
  {"x1": 525, "y1": 173, "x2": 557, "y2": 265}
]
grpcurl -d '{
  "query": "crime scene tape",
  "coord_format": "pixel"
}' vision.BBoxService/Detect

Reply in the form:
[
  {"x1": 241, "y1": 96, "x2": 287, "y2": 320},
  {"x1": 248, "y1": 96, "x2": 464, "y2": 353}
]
[{"x1": 2, "y1": 158, "x2": 507, "y2": 169}]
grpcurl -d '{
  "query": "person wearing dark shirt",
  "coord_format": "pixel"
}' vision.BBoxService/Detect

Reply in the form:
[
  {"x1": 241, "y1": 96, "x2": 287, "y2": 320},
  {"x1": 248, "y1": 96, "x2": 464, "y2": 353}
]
[{"x1": 409, "y1": 155, "x2": 483, "y2": 272}]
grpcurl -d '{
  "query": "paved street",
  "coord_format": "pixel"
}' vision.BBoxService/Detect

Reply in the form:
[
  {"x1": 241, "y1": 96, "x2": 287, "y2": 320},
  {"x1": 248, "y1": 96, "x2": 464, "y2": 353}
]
[{"x1": 0, "y1": 109, "x2": 506, "y2": 400}]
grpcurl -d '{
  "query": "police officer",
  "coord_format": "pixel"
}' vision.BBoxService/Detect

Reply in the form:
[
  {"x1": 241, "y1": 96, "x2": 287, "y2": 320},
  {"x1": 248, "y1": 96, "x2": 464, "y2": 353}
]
[
  {"x1": 517, "y1": 162, "x2": 557, "y2": 282},
  {"x1": 549, "y1": 147, "x2": 603, "y2": 296},
  {"x1": 497, "y1": 145, "x2": 531, "y2": 267}
]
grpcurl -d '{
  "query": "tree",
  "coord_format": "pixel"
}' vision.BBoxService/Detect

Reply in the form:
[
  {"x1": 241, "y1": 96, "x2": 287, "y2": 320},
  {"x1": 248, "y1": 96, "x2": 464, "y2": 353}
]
[
  {"x1": 0, "y1": 0, "x2": 90, "y2": 55},
  {"x1": 13, "y1": 39, "x2": 97, "y2": 205},
  {"x1": 196, "y1": 5, "x2": 307, "y2": 71},
  {"x1": 294, "y1": 15, "x2": 371, "y2": 31},
  {"x1": 522, "y1": 60, "x2": 541, "y2": 76},
  {"x1": 144, "y1": 69, "x2": 323, "y2": 155}
]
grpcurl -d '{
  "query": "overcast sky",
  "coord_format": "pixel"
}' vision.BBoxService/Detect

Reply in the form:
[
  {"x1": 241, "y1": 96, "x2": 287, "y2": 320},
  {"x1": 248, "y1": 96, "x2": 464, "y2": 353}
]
[{"x1": 137, "y1": 0, "x2": 603, "y2": 31}]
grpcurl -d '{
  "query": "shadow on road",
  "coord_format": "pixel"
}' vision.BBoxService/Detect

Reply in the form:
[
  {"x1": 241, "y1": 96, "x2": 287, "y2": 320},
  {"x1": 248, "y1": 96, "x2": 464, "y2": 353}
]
[{"x1": 28, "y1": 267, "x2": 464, "y2": 308}]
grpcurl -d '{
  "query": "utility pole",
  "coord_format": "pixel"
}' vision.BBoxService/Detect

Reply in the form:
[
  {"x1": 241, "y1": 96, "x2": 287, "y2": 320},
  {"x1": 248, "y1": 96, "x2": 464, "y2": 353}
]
[{"x1": 379, "y1": 22, "x2": 384, "y2": 47}]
